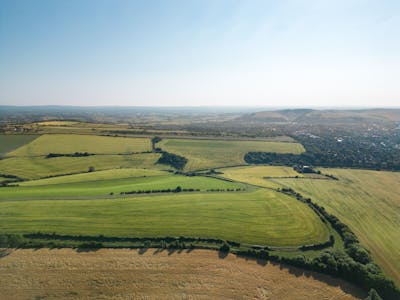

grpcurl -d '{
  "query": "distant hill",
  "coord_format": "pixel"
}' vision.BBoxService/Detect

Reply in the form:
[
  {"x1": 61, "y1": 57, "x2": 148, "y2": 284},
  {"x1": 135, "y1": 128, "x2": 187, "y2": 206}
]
[{"x1": 238, "y1": 108, "x2": 400, "y2": 125}]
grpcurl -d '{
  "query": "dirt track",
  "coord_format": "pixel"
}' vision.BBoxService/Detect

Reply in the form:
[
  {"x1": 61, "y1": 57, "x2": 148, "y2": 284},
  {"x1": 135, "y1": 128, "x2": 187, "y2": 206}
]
[{"x1": 0, "y1": 248, "x2": 365, "y2": 299}]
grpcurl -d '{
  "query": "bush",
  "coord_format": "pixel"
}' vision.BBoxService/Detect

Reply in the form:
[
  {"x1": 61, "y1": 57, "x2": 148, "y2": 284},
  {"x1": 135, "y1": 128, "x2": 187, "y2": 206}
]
[
  {"x1": 219, "y1": 243, "x2": 230, "y2": 253},
  {"x1": 157, "y1": 151, "x2": 188, "y2": 170}
]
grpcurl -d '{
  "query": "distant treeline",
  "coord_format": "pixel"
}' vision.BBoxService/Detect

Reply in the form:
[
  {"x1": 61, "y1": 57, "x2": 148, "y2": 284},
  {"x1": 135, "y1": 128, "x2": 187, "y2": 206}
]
[
  {"x1": 120, "y1": 186, "x2": 196, "y2": 194},
  {"x1": 118, "y1": 187, "x2": 244, "y2": 195},
  {"x1": 46, "y1": 152, "x2": 95, "y2": 159}
]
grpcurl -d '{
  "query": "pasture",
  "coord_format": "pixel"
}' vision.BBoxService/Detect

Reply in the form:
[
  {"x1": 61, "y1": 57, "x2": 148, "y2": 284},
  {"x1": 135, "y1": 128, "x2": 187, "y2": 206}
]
[
  {"x1": 1, "y1": 174, "x2": 245, "y2": 200},
  {"x1": 0, "y1": 249, "x2": 364, "y2": 300},
  {"x1": 18, "y1": 168, "x2": 167, "y2": 186},
  {"x1": 158, "y1": 138, "x2": 305, "y2": 171},
  {"x1": 7, "y1": 134, "x2": 152, "y2": 156},
  {"x1": 0, "y1": 134, "x2": 39, "y2": 156},
  {"x1": 0, "y1": 189, "x2": 329, "y2": 246},
  {"x1": 269, "y1": 169, "x2": 400, "y2": 285},
  {"x1": 0, "y1": 153, "x2": 162, "y2": 179}
]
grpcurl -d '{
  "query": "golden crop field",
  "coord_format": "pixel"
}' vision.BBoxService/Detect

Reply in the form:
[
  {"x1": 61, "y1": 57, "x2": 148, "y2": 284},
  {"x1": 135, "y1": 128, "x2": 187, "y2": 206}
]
[{"x1": 0, "y1": 249, "x2": 365, "y2": 300}]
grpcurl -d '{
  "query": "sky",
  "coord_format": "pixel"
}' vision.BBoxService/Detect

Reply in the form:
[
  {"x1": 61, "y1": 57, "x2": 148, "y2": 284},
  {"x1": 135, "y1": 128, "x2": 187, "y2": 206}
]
[{"x1": 0, "y1": 0, "x2": 399, "y2": 107}]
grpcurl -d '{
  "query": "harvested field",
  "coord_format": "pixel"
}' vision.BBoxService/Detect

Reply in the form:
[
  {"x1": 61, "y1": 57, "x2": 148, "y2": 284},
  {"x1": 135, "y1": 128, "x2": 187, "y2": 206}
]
[
  {"x1": 271, "y1": 168, "x2": 400, "y2": 285},
  {"x1": 0, "y1": 248, "x2": 365, "y2": 300}
]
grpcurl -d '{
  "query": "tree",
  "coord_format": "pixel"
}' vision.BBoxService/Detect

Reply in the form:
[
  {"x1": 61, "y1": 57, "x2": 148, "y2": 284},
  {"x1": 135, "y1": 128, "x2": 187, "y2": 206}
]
[{"x1": 365, "y1": 289, "x2": 383, "y2": 300}]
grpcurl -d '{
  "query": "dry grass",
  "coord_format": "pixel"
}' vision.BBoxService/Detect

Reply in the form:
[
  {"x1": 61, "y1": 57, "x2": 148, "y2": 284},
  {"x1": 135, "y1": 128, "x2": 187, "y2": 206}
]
[{"x1": 0, "y1": 248, "x2": 365, "y2": 300}]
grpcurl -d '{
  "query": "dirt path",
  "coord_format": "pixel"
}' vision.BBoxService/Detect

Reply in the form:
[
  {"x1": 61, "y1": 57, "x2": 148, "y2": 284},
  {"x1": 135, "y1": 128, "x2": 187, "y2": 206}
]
[{"x1": 0, "y1": 248, "x2": 365, "y2": 300}]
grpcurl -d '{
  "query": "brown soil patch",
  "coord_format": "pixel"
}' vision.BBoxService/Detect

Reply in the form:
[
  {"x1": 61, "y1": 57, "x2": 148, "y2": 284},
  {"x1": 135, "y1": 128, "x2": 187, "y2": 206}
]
[{"x1": 0, "y1": 248, "x2": 365, "y2": 300}]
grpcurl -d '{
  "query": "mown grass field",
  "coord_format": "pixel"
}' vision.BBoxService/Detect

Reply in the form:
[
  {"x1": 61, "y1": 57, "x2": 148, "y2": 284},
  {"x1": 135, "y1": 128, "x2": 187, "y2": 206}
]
[
  {"x1": 220, "y1": 165, "x2": 304, "y2": 189},
  {"x1": 0, "y1": 153, "x2": 162, "y2": 179},
  {"x1": 18, "y1": 168, "x2": 166, "y2": 186},
  {"x1": 158, "y1": 138, "x2": 305, "y2": 171},
  {"x1": 0, "y1": 134, "x2": 39, "y2": 156},
  {"x1": 1, "y1": 174, "x2": 245, "y2": 200},
  {"x1": 7, "y1": 134, "x2": 152, "y2": 156},
  {"x1": 0, "y1": 189, "x2": 329, "y2": 246},
  {"x1": 267, "y1": 169, "x2": 400, "y2": 286}
]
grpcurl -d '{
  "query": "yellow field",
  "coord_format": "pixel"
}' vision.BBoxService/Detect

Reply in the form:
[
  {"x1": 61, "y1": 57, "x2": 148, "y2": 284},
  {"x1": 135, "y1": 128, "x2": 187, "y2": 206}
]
[
  {"x1": 158, "y1": 139, "x2": 305, "y2": 171},
  {"x1": 0, "y1": 153, "x2": 162, "y2": 179},
  {"x1": 220, "y1": 165, "x2": 303, "y2": 188},
  {"x1": 34, "y1": 121, "x2": 81, "y2": 126},
  {"x1": 269, "y1": 169, "x2": 400, "y2": 285},
  {"x1": 0, "y1": 249, "x2": 364, "y2": 300},
  {"x1": 8, "y1": 134, "x2": 152, "y2": 156}
]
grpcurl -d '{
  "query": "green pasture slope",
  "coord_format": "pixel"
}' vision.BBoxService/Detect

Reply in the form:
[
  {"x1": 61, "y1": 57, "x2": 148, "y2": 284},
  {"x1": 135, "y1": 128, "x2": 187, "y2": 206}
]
[
  {"x1": 1, "y1": 174, "x2": 245, "y2": 200},
  {"x1": 0, "y1": 153, "x2": 162, "y2": 180},
  {"x1": 0, "y1": 189, "x2": 329, "y2": 247},
  {"x1": 267, "y1": 168, "x2": 400, "y2": 286},
  {"x1": 0, "y1": 134, "x2": 39, "y2": 156},
  {"x1": 158, "y1": 138, "x2": 305, "y2": 171},
  {"x1": 18, "y1": 168, "x2": 166, "y2": 186}
]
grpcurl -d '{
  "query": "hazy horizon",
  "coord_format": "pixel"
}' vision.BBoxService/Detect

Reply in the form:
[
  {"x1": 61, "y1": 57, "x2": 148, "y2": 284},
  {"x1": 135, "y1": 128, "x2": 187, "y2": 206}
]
[{"x1": 1, "y1": 0, "x2": 399, "y2": 107}]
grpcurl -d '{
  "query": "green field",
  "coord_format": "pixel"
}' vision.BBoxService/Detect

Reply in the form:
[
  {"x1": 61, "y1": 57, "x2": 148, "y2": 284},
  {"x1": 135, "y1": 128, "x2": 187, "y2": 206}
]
[
  {"x1": 0, "y1": 153, "x2": 162, "y2": 179},
  {"x1": 158, "y1": 139, "x2": 305, "y2": 171},
  {"x1": 266, "y1": 169, "x2": 400, "y2": 285},
  {"x1": 0, "y1": 189, "x2": 329, "y2": 246},
  {"x1": 7, "y1": 134, "x2": 152, "y2": 156},
  {"x1": 1, "y1": 174, "x2": 245, "y2": 200},
  {"x1": 0, "y1": 134, "x2": 39, "y2": 156},
  {"x1": 18, "y1": 168, "x2": 167, "y2": 186}
]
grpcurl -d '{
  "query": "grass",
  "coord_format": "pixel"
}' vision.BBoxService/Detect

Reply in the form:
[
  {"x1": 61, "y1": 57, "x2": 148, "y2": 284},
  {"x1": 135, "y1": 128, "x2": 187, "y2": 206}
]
[
  {"x1": 0, "y1": 134, "x2": 39, "y2": 156},
  {"x1": 18, "y1": 168, "x2": 167, "y2": 186},
  {"x1": 7, "y1": 134, "x2": 152, "y2": 156},
  {"x1": 0, "y1": 174, "x2": 245, "y2": 200},
  {"x1": 0, "y1": 189, "x2": 329, "y2": 246},
  {"x1": 158, "y1": 139, "x2": 305, "y2": 171},
  {"x1": 220, "y1": 165, "x2": 304, "y2": 189},
  {"x1": 268, "y1": 168, "x2": 400, "y2": 286},
  {"x1": 0, "y1": 153, "x2": 162, "y2": 179}
]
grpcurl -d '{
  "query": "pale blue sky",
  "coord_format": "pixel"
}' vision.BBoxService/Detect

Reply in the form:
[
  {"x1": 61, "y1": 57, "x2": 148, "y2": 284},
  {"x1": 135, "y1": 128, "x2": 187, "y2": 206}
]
[{"x1": 0, "y1": 0, "x2": 399, "y2": 107}]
